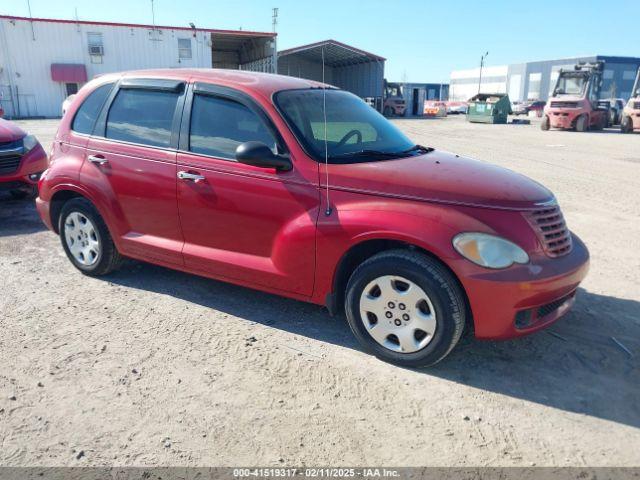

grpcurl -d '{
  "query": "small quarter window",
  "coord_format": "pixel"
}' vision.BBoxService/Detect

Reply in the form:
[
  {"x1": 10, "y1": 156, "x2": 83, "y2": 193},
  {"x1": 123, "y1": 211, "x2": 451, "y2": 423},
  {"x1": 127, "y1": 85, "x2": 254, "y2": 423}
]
[
  {"x1": 189, "y1": 94, "x2": 277, "y2": 159},
  {"x1": 71, "y1": 82, "x2": 114, "y2": 135},
  {"x1": 106, "y1": 89, "x2": 180, "y2": 147}
]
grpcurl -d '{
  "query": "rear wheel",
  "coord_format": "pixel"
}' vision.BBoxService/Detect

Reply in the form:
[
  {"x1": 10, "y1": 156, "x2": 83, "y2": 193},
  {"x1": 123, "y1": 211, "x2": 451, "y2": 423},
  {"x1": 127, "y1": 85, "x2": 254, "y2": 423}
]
[
  {"x1": 59, "y1": 198, "x2": 123, "y2": 276},
  {"x1": 344, "y1": 250, "x2": 466, "y2": 368},
  {"x1": 621, "y1": 115, "x2": 633, "y2": 133},
  {"x1": 575, "y1": 114, "x2": 588, "y2": 132},
  {"x1": 540, "y1": 115, "x2": 550, "y2": 131}
]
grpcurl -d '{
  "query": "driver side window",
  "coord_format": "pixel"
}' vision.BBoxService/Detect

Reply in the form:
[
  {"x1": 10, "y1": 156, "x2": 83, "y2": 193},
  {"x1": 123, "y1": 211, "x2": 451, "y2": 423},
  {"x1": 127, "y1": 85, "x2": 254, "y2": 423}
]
[{"x1": 189, "y1": 94, "x2": 277, "y2": 160}]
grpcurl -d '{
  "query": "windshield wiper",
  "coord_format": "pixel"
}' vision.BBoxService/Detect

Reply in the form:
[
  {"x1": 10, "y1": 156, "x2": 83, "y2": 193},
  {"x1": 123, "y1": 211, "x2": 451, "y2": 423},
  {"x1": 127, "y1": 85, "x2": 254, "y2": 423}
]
[
  {"x1": 400, "y1": 144, "x2": 434, "y2": 154},
  {"x1": 328, "y1": 145, "x2": 433, "y2": 160},
  {"x1": 328, "y1": 149, "x2": 409, "y2": 160}
]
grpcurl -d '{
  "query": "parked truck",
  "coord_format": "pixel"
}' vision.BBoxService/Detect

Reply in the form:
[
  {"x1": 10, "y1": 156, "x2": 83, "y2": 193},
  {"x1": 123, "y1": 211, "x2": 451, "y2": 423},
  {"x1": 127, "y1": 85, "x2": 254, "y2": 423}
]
[
  {"x1": 382, "y1": 80, "x2": 406, "y2": 117},
  {"x1": 620, "y1": 67, "x2": 640, "y2": 134},
  {"x1": 541, "y1": 61, "x2": 608, "y2": 132}
]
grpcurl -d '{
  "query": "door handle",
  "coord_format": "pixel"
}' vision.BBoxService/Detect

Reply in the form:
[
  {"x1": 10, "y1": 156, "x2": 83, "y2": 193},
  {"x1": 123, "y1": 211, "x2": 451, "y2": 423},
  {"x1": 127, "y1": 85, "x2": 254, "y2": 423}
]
[
  {"x1": 87, "y1": 154, "x2": 108, "y2": 165},
  {"x1": 177, "y1": 171, "x2": 205, "y2": 183}
]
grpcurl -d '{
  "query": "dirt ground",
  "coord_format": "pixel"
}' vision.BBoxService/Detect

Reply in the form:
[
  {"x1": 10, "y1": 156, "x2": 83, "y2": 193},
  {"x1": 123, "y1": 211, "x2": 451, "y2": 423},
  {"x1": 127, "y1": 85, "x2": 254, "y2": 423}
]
[{"x1": 1, "y1": 116, "x2": 638, "y2": 467}]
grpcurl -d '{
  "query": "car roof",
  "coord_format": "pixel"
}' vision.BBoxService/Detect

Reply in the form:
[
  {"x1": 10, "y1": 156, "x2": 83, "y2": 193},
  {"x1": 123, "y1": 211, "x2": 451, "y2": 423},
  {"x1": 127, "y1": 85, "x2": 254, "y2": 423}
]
[{"x1": 93, "y1": 68, "x2": 329, "y2": 99}]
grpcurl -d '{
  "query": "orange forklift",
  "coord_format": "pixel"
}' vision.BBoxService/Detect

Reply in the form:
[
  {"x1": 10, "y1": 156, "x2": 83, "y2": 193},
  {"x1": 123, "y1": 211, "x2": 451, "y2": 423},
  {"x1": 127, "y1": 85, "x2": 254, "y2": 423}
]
[
  {"x1": 621, "y1": 67, "x2": 640, "y2": 133},
  {"x1": 542, "y1": 61, "x2": 609, "y2": 132}
]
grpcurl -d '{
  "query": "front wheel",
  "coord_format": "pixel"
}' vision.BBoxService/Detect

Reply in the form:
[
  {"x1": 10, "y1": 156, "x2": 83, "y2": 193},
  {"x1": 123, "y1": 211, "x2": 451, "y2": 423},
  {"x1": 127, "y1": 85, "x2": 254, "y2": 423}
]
[
  {"x1": 59, "y1": 198, "x2": 123, "y2": 276},
  {"x1": 575, "y1": 114, "x2": 588, "y2": 132},
  {"x1": 621, "y1": 116, "x2": 633, "y2": 133},
  {"x1": 540, "y1": 115, "x2": 550, "y2": 131},
  {"x1": 383, "y1": 106, "x2": 393, "y2": 117},
  {"x1": 344, "y1": 250, "x2": 466, "y2": 368}
]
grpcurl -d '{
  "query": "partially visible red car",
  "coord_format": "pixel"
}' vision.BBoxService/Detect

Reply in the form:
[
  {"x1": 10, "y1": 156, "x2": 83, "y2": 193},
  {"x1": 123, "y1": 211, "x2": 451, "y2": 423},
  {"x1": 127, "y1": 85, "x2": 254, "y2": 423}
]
[
  {"x1": 0, "y1": 118, "x2": 48, "y2": 199},
  {"x1": 36, "y1": 69, "x2": 589, "y2": 367}
]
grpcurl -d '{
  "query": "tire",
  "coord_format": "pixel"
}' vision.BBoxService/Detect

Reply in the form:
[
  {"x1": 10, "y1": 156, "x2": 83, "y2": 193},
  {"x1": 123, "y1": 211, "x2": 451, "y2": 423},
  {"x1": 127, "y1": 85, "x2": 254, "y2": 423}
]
[
  {"x1": 621, "y1": 116, "x2": 633, "y2": 134},
  {"x1": 383, "y1": 106, "x2": 393, "y2": 117},
  {"x1": 540, "y1": 115, "x2": 550, "y2": 131},
  {"x1": 9, "y1": 185, "x2": 37, "y2": 200},
  {"x1": 344, "y1": 249, "x2": 466, "y2": 368},
  {"x1": 575, "y1": 114, "x2": 588, "y2": 132},
  {"x1": 59, "y1": 197, "x2": 123, "y2": 276}
]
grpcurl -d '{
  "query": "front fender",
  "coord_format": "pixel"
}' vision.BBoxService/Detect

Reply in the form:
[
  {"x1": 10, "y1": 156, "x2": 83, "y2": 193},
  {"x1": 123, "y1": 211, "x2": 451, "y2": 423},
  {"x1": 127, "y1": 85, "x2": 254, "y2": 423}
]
[{"x1": 311, "y1": 192, "x2": 497, "y2": 304}]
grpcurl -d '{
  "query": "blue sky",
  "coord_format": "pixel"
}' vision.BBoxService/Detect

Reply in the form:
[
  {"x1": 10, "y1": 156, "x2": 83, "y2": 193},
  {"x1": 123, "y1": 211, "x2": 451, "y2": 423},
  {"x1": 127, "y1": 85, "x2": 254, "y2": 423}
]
[{"x1": 3, "y1": 0, "x2": 638, "y2": 82}]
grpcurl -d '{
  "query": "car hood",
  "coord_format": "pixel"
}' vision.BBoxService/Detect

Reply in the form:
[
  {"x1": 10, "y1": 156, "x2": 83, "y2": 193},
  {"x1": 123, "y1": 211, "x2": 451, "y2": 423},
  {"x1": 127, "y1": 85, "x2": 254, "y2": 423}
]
[
  {"x1": 326, "y1": 150, "x2": 555, "y2": 210},
  {"x1": 0, "y1": 118, "x2": 26, "y2": 142}
]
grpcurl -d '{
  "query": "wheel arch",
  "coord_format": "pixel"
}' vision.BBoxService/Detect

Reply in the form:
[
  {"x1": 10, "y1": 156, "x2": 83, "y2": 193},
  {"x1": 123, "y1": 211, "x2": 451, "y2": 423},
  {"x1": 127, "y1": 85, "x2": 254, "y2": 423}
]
[
  {"x1": 326, "y1": 237, "x2": 471, "y2": 329},
  {"x1": 49, "y1": 188, "x2": 87, "y2": 234}
]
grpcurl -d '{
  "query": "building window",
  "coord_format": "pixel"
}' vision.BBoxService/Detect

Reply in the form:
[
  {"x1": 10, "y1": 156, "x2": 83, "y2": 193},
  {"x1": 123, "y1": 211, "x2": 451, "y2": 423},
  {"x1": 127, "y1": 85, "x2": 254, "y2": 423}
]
[
  {"x1": 623, "y1": 70, "x2": 637, "y2": 81},
  {"x1": 87, "y1": 32, "x2": 104, "y2": 55},
  {"x1": 65, "y1": 83, "x2": 79, "y2": 96},
  {"x1": 178, "y1": 38, "x2": 192, "y2": 60}
]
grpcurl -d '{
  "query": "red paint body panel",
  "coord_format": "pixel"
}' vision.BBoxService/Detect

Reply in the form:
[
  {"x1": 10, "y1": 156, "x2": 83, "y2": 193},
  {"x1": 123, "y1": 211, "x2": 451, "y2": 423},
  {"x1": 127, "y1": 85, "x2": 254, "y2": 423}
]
[
  {"x1": 36, "y1": 69, "x2": 590, "y2": 341},
  {"x1": 0, "y1": 118, "x2": 48, "y2": 188}
]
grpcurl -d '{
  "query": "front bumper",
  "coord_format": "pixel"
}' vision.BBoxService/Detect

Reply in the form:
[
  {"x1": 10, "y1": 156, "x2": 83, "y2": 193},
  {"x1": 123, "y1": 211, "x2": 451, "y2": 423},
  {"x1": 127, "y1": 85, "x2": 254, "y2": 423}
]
[
  {"x1": 461, "y1": 233, "x2": 590, "y2": 339},
  {"x1": 545, "y1": 109, "x2": 583, "y2": 129},
  {"x1": 0, "y1": 144, "x2": 48, "y2": 189}
]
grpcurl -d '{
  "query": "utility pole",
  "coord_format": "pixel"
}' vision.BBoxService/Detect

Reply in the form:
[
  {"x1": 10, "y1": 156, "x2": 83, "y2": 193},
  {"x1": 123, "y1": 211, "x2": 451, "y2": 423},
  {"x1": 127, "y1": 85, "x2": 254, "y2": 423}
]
[
  {"x1": 478, "y1": 51, "x2": 489, "y2": 94},
  {"x1": 26, "y1": 0, "x2": 35, "y2": 40},
  {"x1": 271, "y1": 8, "x2": 279, "y2": 74}
]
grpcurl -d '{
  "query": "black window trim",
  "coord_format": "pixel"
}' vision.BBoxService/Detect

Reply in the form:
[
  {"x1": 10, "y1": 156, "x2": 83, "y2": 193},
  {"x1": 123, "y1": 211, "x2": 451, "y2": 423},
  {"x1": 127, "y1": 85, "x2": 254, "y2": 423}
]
[
  {"x1": 69, "y1": 81, "x2": 116, "y2": 138},
  {"x1": 92, "y1": 78, "x2": 187, "y2": 151},
  {"x1": 178, "y1": 82, "x2": 288, "y2": 163},
  {"x1": 272, "y1": 87, "x2": 342, "y2": 163}
]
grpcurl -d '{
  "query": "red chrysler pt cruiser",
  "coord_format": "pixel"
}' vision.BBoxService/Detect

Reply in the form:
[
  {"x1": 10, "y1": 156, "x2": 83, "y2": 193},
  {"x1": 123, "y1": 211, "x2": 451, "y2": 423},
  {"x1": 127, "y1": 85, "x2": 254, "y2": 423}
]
[{"x1": 36, "y1": 69, "x2": 589, "y2": 367}]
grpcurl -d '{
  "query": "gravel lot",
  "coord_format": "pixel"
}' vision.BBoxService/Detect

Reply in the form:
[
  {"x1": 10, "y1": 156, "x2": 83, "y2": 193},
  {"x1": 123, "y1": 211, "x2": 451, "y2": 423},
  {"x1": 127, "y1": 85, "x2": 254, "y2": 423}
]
[{"x1": 1, "y1": 116, "x2": 639, "y2": 467}]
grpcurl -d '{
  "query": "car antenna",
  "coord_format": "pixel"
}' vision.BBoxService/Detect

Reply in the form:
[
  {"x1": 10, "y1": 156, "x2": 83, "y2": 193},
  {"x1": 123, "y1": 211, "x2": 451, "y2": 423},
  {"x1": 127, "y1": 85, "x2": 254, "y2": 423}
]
[{"x1": 322, "y1": 46, "x2": 332, "y2": 216}]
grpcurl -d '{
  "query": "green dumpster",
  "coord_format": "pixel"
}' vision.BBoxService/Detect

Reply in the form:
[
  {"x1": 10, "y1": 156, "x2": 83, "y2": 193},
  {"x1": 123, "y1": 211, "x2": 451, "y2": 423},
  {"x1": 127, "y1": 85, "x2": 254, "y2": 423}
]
[{"x1": 466, "y1": 93, "x2": 511, "y2": 124}]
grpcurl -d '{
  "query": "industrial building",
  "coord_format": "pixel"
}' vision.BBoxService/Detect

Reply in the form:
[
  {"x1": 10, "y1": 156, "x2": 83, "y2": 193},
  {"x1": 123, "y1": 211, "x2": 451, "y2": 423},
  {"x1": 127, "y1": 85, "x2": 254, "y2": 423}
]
[
  {"x1": 449, "y1": 55, "x2": 640, "y2": 102},
  {"x1": 277, "y1": 40, "x2": 385, "y2": 102},
  {"x1": 0, "y1": 15, "x2": 277, "y2": 118}
]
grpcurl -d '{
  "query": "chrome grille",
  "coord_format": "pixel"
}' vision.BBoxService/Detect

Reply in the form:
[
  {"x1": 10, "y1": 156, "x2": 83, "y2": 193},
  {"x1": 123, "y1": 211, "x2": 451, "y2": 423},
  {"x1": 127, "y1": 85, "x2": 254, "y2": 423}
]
[
  {"x1": 0, "y1": 139, "x2": 24, "y2": 176},
  {"x1": 634, "y1": 102, "x2": 640, "y2": 110},
  {"x1": 525, "y1": 205, "x2": 572, "y2": 257},
  {"x1": 550, "y1": 101, "x2": 578, "y2": 108}
]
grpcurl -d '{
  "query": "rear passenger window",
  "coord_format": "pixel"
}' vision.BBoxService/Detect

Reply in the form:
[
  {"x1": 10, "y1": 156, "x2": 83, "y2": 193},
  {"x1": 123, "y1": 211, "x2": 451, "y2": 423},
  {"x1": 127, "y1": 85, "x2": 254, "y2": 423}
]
[
  {"x1": 189, "y1": 94, "x2": 277, "y2": 159},
  {"x1": 106, "y1": 89, "x2": 179, "y2": 147},
  {"x1": 71, "y1": 83, "x2": 113, "y2": 135}
]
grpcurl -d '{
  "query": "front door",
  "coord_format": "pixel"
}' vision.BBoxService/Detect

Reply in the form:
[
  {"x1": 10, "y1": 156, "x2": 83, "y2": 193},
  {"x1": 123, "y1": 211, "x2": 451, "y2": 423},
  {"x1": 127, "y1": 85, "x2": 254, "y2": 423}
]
[
  {"x1": 82, "y1": 80, "x2": 186, "y2": 265},
  {"x1": 176, "y1": 84, "x2": 318, "y2": 296}
]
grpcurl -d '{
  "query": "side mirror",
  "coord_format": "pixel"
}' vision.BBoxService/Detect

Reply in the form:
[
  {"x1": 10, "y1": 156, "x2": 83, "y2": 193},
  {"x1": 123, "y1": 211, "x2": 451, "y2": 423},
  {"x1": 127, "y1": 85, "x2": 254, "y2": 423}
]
[{"x1": 235, "y1": 141, "x2": 291, "y2": 171}]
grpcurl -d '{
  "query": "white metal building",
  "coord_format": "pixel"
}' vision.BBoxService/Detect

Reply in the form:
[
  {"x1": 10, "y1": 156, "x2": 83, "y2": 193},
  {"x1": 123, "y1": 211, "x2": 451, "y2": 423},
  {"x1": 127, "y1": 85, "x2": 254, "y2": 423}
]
[
  {"x1": 0, "y1": 15, "x2": 276, "y2": 118},
  {"x1": 449, "y1": 55, "x2": 640, "y2": 103}
]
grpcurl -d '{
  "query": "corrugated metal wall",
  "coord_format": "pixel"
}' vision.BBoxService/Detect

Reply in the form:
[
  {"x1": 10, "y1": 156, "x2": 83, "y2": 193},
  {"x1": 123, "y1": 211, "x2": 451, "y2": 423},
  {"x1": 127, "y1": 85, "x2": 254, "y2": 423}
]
[
  {"x1": 0, "y1": 18, "x2": 214, "y2": 117},
  {"x1": 278, "y1": 56, "x2": 383, "y2": 99}
]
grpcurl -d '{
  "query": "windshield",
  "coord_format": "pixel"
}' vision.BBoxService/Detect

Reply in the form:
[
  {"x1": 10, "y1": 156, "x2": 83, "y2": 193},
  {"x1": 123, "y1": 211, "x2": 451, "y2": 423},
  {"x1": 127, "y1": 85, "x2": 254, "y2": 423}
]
[
  {"x1": 385, "y1": 84, "x2": 403, "y2": 97},
  {"x1": 554, "y1": 74, "x2": 588, "y2": 96},
  {"x1": 275, "y1": 89, "x2": 417, "y2": 163},
  {"x1": 634, "y1": 70, "x2": 640, "y2": 97}
]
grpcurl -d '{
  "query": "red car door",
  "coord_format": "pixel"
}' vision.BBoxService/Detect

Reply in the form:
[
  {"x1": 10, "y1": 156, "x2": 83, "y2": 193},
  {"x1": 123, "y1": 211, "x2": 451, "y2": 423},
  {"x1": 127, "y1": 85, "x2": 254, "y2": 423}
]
[
  {"x1": 176, "y1": 83, "x2": 319, "y2": 297},
  {"x1": 81, "y1": 79, "x2": 186, "y2": 265}
]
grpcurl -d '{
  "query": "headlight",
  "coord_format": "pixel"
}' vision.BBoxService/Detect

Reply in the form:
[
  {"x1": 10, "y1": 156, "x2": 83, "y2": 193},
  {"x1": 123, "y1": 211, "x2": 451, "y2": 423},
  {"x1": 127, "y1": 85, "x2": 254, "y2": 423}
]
[
  {"x1": 22, "y1": 134, "x2": 40, "y2": 152},
  {"x1": 453, "y1": 232, "x2": 529, "y2": 269}
]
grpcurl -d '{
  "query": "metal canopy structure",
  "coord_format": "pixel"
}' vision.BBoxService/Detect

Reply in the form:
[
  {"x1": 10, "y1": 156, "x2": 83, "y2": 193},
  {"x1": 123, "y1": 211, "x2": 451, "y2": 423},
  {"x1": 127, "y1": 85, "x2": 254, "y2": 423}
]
[
  {"x1": 278, "y1": 40, "x2": 385, "y2": 100},
  {"x1": 279, "y1": 39, "x2": 386, "y2": 67}
]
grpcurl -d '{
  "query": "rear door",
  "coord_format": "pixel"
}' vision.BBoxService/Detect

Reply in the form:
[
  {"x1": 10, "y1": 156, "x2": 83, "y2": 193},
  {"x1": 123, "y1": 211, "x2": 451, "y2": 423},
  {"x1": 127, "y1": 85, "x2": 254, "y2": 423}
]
[
  {"x1": 82, "y1": 78, "x2": 186, "y2": 265},
  {"x1": 175, "y1": 83, "x2": 318, "y2": 296}
]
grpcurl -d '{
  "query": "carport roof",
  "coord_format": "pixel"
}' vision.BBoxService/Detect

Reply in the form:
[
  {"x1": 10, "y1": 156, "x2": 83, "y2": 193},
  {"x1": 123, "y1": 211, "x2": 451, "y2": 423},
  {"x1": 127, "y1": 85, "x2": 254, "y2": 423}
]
[{"x1": 278, "y1": 40, "x2": 385, "y2": 67}]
